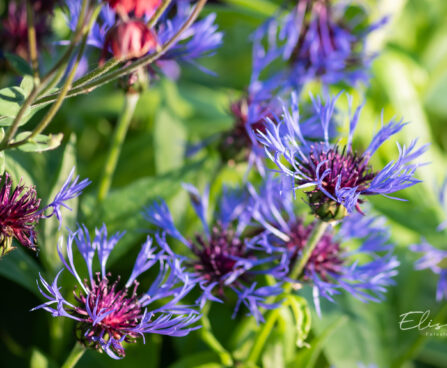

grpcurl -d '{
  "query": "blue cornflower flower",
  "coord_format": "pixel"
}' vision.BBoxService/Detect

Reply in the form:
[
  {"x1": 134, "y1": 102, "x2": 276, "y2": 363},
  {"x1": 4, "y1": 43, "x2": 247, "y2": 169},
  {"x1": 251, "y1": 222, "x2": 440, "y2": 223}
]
[
  {"x1": 257, "y1": 93, "x2": 428, "y2": 220},
  {"x1": 410, "y1": 241, "x2": 447, "y2": 302},
  {"x1": 63, "y1": 0, "x2": 222, "y2": 78},
  {"x1": 33, "y1": 224, "x2": 200, "y2": 359},
  {"x1": 252, "y1": 0, "x2": 386, "y2": 91},
  {"x1": 248, "y1": 176, "x2": 399, "y2": 315},
  {"x1": 144, "y1": 184, "x2": 284, "y2": 323}
]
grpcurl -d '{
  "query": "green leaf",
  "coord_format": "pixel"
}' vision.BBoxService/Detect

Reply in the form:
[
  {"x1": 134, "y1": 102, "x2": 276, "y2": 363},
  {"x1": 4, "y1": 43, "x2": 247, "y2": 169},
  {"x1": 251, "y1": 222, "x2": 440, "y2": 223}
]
[
  {"x1": 41, "y1": 135, "x2": 78, "y2": 272},
  {"x1": 0, "y1": 86, "x2": 26, "y2": 118},
  {"x1": 154, "y1": 108, "x2": 187, "y2": 174},
  {"x1": 20, "y1": 75, "x2": 34, "y2": 96},
  {"x1": 0, "y1": 247, "x2": 43, "y2": 298},
  {"x1": 4, "y1": 52, "x2": 33, "y2": 76},
  {"x1": 13, "y1": 132, "x2": 63, "y2": 152}
]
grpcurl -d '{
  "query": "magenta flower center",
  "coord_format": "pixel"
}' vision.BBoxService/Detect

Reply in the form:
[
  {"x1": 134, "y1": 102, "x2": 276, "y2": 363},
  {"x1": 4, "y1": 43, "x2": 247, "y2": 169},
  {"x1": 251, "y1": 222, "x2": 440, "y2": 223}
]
[
  {"x1": 72, "y1": 274, "x2": 143, "y2": 357},
  {"x1": 285, "y1": 220, "x2": 343, "y2": 281},
  {"x1": 191, "y1": 224, "x2": 249, "y2": 293},
  {"x1": 298, "y1": 143, "x2": 376, "y2": 212}
]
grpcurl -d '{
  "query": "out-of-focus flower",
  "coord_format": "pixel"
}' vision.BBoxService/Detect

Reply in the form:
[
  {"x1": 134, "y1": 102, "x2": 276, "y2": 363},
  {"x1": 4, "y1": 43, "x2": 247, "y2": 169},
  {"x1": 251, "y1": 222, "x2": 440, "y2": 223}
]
[
  {"x1": 144, "y1": 184, "x2": 284, "y2": 323},
  {"x1": 0, "y1": 168, "x2": 90, "y2": 255},
  {"x1": 103, "y1": 20, "x2": 158, "y2": 61},
  {"x1": 248, "y1": 176, "x2": 399, "y2": 315},
  {"x1": 410, "y1": 241, "x2": 447, "y2": 302},
  {"x1": 1, "y1": 0, "x2": 58, "y2": 60},
  {"x1": 106, "y1": 0, "x2": 161, "y2": 17},
  {"x1": 33, "y1": 225, "x2": 200, "y2": 359},
  {"x1": 251, "y1": 0, "x2": 386, "y2": 93},
  {"x1": 257, "y1": 93, "x2": 427, "y2": 220}
]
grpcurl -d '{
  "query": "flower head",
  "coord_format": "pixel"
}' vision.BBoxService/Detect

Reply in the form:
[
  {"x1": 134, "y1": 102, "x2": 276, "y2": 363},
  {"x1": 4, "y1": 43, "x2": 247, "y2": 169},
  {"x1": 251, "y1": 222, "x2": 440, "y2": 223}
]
[
  {"x1": 0, "y1": 168, "x2": 90, "y2": 255},
  {"x1": 0, "y1": 173, "x2": 41, "y2": 254},
  {"x1": 248, "y1": 176, "x2": 399, "y2": 314},
  {"x1": 257, "y1": 93, "x2": 427, "y2": 219},
  {"x1": 410, "y1": 241, "x2": 447, "y2": 302},
  {"x1": 144, "y1": 184, "x2": 284, "y2": 322},
  {"x1": 33, "y1": 225, "x2": 200, "y2": 359},
  {"x1": 252, "y1": 0, "x2": 386, "y2": 90},
  {"x1": 1, "y1": 1, "x2": 56, "y2": 60}
]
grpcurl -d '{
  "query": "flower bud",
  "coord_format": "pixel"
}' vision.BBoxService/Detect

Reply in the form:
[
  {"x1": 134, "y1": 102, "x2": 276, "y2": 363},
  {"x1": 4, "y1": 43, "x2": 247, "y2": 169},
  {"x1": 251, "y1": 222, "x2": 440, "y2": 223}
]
[{"x1": 103, "y1": 20, "x2": 157, "y2": 61}]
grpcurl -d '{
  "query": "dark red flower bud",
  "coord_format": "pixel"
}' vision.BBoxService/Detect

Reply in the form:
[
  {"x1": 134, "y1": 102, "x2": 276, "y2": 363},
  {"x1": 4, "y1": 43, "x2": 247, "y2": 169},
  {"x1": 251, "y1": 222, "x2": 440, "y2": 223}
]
[
  {"x1": 106, "y1": 0, "x2": 162, "y2": 18},
  {"x1": 103, "y1": 20, "x2": 158, "y2": 61}
]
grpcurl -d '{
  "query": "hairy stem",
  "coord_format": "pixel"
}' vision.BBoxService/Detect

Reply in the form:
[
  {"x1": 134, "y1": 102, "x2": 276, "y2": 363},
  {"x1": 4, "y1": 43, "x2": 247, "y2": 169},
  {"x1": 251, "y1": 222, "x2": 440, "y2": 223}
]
[{"x1": 97, "y1": 92, "x2": 140, "y2": 202}]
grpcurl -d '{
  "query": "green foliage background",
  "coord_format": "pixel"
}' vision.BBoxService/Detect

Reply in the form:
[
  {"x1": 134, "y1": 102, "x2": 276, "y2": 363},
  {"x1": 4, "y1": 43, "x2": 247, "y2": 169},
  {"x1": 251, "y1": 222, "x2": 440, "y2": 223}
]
[{"x1": 1, "y1": 0, "x2": 447, "y2": 367}]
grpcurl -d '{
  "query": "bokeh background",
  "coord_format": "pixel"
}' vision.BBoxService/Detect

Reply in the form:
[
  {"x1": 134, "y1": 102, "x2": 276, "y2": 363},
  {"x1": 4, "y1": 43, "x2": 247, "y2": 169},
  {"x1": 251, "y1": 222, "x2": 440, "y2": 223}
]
[{"x1": 1, "y1": 0, "x2": 447, "y2": 367}]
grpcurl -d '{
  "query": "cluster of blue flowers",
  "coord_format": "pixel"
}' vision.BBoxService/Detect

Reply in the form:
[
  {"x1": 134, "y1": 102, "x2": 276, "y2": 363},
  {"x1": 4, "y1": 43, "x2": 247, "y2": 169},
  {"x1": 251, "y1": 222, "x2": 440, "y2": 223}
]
[{"x1": 5, "y1": 0, "x2": 431, "y2": 362}]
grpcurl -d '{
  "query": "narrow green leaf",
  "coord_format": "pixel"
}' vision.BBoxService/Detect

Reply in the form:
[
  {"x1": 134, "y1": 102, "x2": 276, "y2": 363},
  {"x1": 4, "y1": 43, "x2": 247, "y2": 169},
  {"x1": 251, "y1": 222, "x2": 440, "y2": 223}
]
[
  {"x1": 4, "y1": 52, "x2": 33, "y2": 76},
  {"x1": 0, "y1": 247, "x2": 43, "y2": 298},
  {"x1": 154, "y1": 108, "x2": 187, "y2": 174},
  {"x1": 41, "y1": 135, "x2": 78, "y2": 272}
]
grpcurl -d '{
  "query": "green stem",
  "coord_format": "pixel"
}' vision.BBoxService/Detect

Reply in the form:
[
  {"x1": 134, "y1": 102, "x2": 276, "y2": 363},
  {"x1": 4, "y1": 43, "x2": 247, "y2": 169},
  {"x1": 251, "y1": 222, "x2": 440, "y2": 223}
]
[
  {"x1": 61, "y1": 343, "x2": 85, "y2": 368},
  {"x1": 0, "y1": 0, "x2": 90, "y2": 149},
  {"x1": 97, "y1": 92, "x2": 140, "y2": 202},
  {"x1": 148, "y1": 0, "x2": 172, "y2": 28},
  {"x1": 247, "y1": 220, "x2": 330, "y2": 364},
  {"x1": 2, "y1": 2, "x2": 101, "y2": 151},
  {"x1": 26, "y1": 0, "x2": 40, "y2": 85},
  {"x1": 200, "y1": 303, "x2": 233, "y2": 367},
  {"x1": 287, "y1": 221, "x2": 330, "y2": 285}
]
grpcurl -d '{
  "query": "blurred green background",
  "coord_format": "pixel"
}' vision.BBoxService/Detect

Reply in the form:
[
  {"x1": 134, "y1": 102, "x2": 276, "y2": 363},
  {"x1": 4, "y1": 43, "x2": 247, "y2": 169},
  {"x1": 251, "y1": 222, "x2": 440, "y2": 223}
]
[{"x1": 1, "y1": 0, "x2": 447, "y2": 367}]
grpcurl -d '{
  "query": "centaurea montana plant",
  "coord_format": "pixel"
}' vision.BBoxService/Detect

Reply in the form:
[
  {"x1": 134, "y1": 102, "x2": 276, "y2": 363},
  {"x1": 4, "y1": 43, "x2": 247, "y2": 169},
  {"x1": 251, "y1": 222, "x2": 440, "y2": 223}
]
[
  {"x1": 33, "y1": 224, "x2": 200, "y2": 359},
  {"x1": 0, "y1": 167, "x2": 90, "y2": 256},
  {"x1": 248, "y1": 176, "x2": 399, "y2": 315},
  {"x1": 257, "y1": 93, "x2": 428, "y2": 220},
  {"x1": 144, "y1": 184, "x2": 284, "y2": 323}
]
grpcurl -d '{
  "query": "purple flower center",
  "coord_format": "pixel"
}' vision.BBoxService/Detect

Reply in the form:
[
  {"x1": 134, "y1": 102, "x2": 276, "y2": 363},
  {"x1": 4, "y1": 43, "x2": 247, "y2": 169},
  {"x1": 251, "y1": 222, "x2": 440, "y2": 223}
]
[
  {"x1": 190, "y1": 223, "x2": 250, "y2": 294},
  {"x1": 218, "y1": 98, "x2": 269, "y2": 163},
  {"x1": 285, "y1": 220, "x2": 343, "y2": 281},
  {"x1": 72, "y1": 273, "x2": 143, "y2": 357},
  {"x1": 299, "y1": 143, "x2": 376, "y2": 213},
  {"x1": 0, "y1": 173, "x2": 41, "y2": 252}
]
